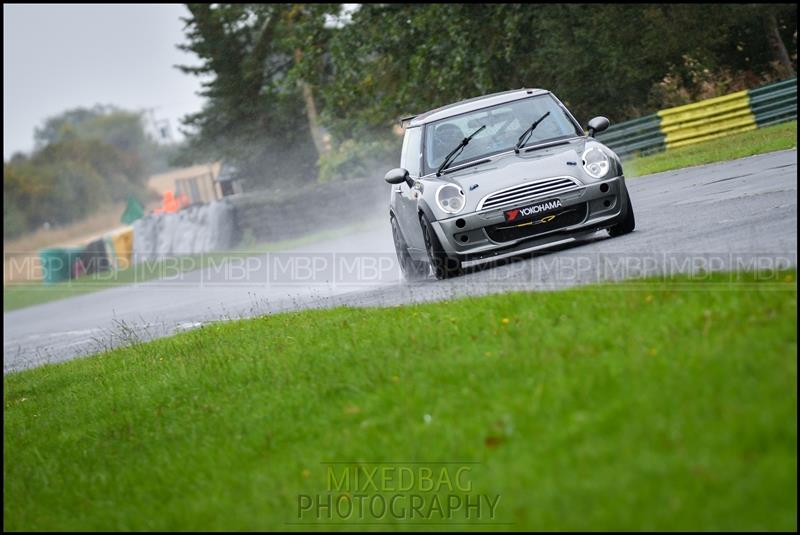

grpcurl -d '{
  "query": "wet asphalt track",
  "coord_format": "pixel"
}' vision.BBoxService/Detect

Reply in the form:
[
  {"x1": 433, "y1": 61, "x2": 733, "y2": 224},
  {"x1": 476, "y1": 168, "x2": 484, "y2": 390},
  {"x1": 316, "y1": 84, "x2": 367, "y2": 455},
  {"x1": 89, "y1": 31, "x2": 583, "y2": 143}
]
[{"x1": 4, "y1": 149, "x2": 797, "y2": 373}]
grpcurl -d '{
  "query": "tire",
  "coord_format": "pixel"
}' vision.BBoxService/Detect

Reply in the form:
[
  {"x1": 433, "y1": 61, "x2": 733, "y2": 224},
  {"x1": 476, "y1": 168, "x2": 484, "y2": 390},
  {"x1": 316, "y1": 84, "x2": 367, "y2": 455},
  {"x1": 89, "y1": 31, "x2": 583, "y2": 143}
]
[
  {"x1": 608, "y1": 188, "x2": 635, "y2": 237},
  {"x1": 419, "y1": 213, "x2": 462, "y2": 279},
  {"x1": 391, "y1": 215, "x2": 429, "y2": 281}
]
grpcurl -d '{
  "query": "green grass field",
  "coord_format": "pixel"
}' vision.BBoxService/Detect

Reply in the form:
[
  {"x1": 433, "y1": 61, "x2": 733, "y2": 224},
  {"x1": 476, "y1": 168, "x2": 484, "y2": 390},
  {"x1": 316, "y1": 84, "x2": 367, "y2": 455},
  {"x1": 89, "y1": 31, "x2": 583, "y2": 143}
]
[
  {"x1": 4, "y1": 271, "x2": 796, "y2": 531},
  {"x1": 625, "y1": 120, "x2": 797, "y2": 178},
  {"x1": 3, "y1": 220, "x2": 378, "y2": 312}
]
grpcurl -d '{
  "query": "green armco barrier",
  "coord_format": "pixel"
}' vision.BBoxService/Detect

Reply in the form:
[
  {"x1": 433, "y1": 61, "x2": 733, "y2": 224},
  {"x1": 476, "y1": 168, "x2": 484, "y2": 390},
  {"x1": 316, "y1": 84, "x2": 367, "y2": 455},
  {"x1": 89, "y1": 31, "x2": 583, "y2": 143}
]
[
  {"x1": 595, "y1": 77, "x2": 796, "y2": 159},
  {"x1": 39, "y1": 248, "x2": 70, "y2": 284},
  {"x1": 596, "y1": 113, "x2": 664, "y2": 158},
  {"x1": 38, "y1": 246, "x2": 86, "y2": 284},
  {"x1": 749, "y1": 77, "x2": 797, "y2": 127}
]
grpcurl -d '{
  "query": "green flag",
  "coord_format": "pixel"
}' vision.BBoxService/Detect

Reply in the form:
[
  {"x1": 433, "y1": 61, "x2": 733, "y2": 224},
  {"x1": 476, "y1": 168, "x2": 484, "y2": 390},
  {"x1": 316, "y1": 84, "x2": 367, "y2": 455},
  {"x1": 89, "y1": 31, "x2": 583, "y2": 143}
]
[{"x1": 120, "y1": 195, "x2": 145, "y2": 225}]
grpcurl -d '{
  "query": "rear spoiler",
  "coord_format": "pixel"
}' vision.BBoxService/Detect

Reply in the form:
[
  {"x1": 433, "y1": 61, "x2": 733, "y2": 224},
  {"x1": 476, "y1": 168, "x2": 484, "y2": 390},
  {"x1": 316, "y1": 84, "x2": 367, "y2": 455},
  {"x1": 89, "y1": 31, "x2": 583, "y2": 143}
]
[{"x1": 399, "y1": 114, "x2": 417, "y2": 128}]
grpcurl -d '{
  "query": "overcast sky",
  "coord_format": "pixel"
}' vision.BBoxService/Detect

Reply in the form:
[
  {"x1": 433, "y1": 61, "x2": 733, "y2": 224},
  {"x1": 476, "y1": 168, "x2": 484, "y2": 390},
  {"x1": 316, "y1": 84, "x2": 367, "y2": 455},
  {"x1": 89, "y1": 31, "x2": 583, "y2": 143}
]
[{"x1": 3, "y1": 4, "x2": 206, "y2": 159}]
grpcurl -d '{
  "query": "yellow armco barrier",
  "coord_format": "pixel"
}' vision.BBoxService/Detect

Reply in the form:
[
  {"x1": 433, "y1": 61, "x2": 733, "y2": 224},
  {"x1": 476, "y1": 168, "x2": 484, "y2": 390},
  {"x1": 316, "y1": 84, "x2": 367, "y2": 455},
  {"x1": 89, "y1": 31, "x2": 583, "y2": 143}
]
[
  {"x1": 598, "y1": 78, "x2": 794, "y2": 157},
  {"x1": 657, "y1": 90, "x2": 757, "y2": 150},
  {"x1": 109, "y1": 227, "x2": 134, "y2": 269}
]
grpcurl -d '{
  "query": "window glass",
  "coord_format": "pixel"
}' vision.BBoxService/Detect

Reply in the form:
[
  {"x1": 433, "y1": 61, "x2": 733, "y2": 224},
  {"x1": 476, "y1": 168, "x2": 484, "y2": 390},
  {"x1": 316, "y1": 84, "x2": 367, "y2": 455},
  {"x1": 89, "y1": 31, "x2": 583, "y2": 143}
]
[
  {"x1": 422, "y1": 94, "x2": 580, "y2": 175},
  {"x1": 400, "y1": 126, "x2": 422, "y2": 177}
]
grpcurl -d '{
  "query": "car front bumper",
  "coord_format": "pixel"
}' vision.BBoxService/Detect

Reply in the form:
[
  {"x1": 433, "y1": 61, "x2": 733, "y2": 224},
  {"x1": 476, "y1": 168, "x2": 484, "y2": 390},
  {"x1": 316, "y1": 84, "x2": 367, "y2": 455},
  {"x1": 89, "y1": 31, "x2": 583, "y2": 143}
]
[{"x1": 431, "y1": 175, "x2": 629, "y2": 264}]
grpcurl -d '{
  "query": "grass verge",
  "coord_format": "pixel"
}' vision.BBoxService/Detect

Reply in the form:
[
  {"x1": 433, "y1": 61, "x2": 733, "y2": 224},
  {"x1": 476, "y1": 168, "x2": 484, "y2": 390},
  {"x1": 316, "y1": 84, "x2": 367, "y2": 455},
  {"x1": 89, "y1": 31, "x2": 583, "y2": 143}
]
[
  {"x1": 4, "y1": 271, "x2": 796, "y2": 530},
  {"x1": 625, "y1": 120, "x2": 797, "y2": 177},
  {"x1": 3, "y1": 219, "x2": 380, "y2": 312}
]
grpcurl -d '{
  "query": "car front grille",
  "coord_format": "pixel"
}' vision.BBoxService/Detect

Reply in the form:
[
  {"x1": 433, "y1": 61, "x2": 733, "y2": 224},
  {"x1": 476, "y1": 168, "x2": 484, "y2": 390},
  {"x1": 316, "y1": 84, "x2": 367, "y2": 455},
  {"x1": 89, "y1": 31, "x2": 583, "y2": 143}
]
[
  {"x1": 485, "y1": 202, "x2": 588, "y2": 243},
  {"x1": 477, "y1": 176, "x2": 582, "y2": 210}
]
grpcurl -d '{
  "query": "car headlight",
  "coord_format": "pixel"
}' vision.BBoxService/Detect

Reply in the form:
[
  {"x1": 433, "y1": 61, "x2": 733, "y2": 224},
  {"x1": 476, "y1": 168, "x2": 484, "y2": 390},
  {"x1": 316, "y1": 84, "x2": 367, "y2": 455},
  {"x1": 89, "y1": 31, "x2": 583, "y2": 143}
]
[
  {"x1": 436, "y1": 183, "x2": 465, "y2": 214},
  {"x1": 582, "y1": 146, "x2": 610, "y2": 179}
]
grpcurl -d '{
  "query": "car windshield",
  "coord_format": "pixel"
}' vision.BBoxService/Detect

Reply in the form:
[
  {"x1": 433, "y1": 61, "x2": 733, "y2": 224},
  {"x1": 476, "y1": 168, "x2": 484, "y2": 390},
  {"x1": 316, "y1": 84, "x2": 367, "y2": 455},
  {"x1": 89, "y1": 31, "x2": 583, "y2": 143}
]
[{"x1": 422, "y1": 94, "x2": 581, "y2": 175}]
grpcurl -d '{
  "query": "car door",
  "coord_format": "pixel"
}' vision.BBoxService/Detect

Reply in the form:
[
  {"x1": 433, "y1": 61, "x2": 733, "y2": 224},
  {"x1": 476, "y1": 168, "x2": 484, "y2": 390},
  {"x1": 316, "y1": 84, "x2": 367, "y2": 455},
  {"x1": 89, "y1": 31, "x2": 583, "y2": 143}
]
[{"x1": 396, "y1": 127, "x2": 426, "y2": 253}]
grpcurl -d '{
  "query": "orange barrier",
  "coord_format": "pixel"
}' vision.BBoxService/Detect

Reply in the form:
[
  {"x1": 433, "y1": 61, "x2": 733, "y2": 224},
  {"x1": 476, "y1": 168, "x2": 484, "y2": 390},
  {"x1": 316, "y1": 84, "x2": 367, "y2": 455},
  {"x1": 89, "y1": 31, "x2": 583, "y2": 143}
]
[
  {"x1": 163, "y1": 191, "x2": 179, "y2": 213},
  {"x1": 152, "y1": 190, "x2": 189, "y2": 215}
]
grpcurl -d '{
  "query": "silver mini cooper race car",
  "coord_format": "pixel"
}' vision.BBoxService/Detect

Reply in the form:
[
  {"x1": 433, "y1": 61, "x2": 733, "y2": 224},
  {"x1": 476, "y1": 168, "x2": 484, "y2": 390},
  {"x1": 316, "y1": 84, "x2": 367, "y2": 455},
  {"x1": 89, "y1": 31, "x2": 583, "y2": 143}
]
[{"x1": 385, "y1": 88, "x2": 635, "y2": 280}]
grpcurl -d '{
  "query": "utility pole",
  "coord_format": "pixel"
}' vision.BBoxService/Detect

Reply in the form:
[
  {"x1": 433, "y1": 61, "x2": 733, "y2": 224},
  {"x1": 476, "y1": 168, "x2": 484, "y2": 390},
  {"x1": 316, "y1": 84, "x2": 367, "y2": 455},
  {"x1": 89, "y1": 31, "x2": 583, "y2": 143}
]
[{"x1": 143, "y1": 107, "x2": 174, "y2": 143}]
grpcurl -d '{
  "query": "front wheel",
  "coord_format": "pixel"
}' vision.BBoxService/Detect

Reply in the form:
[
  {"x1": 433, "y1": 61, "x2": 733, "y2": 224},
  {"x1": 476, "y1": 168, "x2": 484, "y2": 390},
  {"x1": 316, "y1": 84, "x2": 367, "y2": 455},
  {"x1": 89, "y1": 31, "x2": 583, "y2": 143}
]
[
  {"x1": 420, "y1": 213, "x2": 462, "y2": 279},
  {"x1": 391, "y1": 215, "x2": 429, "y2": 281},
  {"x1": 608, "y1": 189, "x2": 635, "y2": 237}
]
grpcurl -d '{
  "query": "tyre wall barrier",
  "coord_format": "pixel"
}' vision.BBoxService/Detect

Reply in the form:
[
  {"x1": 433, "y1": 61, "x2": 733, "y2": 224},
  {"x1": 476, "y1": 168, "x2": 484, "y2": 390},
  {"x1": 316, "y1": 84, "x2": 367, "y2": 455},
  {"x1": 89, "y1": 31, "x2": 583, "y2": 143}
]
[{"x1": 132, "y1": 200, "x2": 238, "y2": 263}]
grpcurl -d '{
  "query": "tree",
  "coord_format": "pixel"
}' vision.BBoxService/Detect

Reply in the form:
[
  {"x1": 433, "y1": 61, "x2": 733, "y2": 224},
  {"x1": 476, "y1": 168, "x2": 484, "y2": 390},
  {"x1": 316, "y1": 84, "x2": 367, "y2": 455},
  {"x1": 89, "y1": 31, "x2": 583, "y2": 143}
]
[
  {"x1": 176, "y1": 3, "x2": 339, "y2": 189},
  {"x1": 33, "y1": 105, "x2": 115, "y2": 148},
  {"x1": 318, "y1": 4, "x2": 797, "y2": 136},
  {"x1": 4, "y1": 105, "x2": 162, "y2": 238},
  {"x1": 32, "y1": 104, "x2": 170, "y2": 179},
  {"x1": 174, "y1": 3, "x2": 796, "y2": 184},
  {"x1": 284, "y1": 4, "x2": 340, "y2": 157},
  {"x1": 765, "y1": 10, "x2": 795, "y2": 77}
]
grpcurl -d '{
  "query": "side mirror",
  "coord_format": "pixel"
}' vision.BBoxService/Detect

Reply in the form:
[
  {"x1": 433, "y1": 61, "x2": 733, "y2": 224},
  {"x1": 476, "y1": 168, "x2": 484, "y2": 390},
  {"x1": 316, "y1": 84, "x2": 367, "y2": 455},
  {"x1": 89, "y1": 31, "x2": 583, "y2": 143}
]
[
  {"x1": 384, "y1": 167, "x2": 410, "y2": 185},
  {"x1": 587, "y1": 116, "x2": 610, "y2": 137}
]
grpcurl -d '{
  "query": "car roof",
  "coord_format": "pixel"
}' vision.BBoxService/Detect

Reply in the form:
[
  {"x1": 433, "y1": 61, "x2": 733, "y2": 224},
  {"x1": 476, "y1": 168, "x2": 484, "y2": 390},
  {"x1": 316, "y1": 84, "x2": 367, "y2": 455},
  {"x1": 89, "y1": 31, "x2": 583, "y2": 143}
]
[{"x1": 406, "y1": 88, "x2": 550, "y2": 127}]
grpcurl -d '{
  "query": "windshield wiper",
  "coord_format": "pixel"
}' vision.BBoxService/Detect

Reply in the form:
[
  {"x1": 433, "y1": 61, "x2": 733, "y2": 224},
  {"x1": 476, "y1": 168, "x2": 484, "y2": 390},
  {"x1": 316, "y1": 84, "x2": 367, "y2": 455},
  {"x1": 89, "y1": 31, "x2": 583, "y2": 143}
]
[
  {"x1": 436, "y1": 125, "x2": 486, "y2": 177},
  {"x1": 438, "y1": 157, "x2": 492, "y2": 176},
  {"x1": 514, "y1": 111, "x2": 551, "y2": 153}
]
